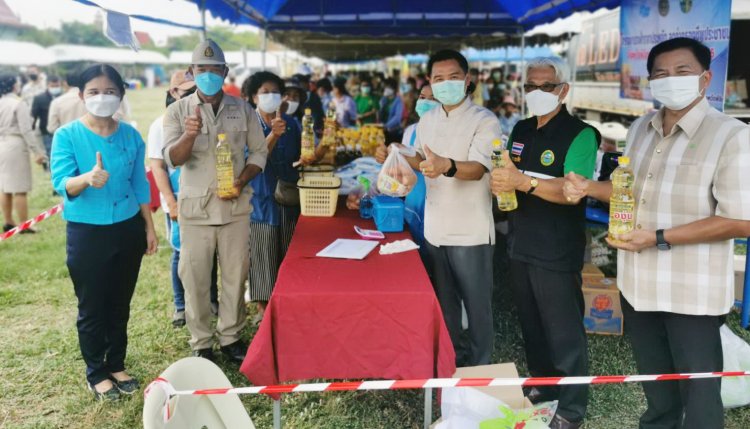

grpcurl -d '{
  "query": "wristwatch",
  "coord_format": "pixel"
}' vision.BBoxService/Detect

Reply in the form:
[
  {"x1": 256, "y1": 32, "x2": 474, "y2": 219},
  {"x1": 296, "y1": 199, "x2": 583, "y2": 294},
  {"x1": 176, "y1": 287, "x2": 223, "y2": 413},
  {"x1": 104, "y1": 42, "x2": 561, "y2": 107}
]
[
  {"x1": 443, "y1": 159, "x2": 457, "y2": 177},
  {"x1": 527, "y1": 177, "x2": 539, "y2": 194},
  {"x1": 656, "y1": 229, "x2": 671, "y2": 251}
]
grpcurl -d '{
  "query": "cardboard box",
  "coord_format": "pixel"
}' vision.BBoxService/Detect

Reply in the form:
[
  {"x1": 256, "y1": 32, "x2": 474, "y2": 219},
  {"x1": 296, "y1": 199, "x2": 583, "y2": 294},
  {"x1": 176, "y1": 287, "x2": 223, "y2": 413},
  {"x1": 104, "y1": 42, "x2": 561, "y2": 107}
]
[
  {"x1": 582, "y1": 277, "x2": 623, "y2": 335},
  {"x1": 430, "y1": 363, "x2": 532, "y2": 428},
  {"x1": 582, "y1": 263, "x2": 605, "y2": 283}
]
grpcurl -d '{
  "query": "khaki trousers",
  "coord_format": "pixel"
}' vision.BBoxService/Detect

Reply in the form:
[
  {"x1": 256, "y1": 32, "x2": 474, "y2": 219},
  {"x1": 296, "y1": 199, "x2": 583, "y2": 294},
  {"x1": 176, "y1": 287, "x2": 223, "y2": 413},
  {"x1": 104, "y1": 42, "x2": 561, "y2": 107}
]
[{"x1": 180, "y1": 219, "x2": 249, "y2": 350}]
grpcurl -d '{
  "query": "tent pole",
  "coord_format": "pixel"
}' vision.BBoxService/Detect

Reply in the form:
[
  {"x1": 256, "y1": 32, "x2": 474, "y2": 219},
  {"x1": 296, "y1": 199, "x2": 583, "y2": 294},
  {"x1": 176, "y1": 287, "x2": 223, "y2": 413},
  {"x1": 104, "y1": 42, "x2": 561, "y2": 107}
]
[
  {"x1": 262, "y1": 26, "x2": 268, "y2": 70},
  {"x1": 199, "y1": 0, "x2": 207, "y2": 41},
  {"x1": 520, "y1": 28, "x2": 526, "y2": 117},
  {"x1": 569, "y1": 36, "x2": 579, "y2": 114}
]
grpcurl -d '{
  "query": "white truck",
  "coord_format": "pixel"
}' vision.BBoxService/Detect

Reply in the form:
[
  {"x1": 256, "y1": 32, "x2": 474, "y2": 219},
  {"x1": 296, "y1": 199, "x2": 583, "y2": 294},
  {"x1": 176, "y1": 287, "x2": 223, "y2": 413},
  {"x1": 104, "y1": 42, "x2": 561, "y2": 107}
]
[{"x1": 567, "y1": 8, "x2": 750, "y2": 125}]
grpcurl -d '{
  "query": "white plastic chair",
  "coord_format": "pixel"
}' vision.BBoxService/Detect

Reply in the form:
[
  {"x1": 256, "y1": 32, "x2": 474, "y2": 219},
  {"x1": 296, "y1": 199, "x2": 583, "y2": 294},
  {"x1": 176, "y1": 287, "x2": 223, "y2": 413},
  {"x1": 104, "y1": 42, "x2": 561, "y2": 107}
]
[{"x1": 143, "y1": 357, "x2": 256, "y2": 429}]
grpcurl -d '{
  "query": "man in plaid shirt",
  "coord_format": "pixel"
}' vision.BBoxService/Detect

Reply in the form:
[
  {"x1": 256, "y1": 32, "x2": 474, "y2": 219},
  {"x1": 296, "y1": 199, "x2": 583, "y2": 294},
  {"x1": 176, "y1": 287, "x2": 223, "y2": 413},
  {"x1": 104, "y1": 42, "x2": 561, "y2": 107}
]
[{"x1": 564, "y1": 38, "x2": 750, "y2": 429}]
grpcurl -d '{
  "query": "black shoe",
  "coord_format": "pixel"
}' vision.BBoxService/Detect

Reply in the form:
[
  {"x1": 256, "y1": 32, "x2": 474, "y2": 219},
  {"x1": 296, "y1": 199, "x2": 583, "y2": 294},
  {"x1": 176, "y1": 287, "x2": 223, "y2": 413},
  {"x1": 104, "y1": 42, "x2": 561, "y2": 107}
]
[
  {"x1": 220, "y1": 340, "x2": 247, "y2": 363},
  {"x1": 172, "y1": 310, "x2": 186, "y2": 328},
  {"x1": 193, "y1": 348, "x2": 216, "y2": 362},
  {"x1": 19, "y1": 228, "x2": 36, "y2": 234},
  {"x1": 110, "y1": 376, "x2": 140, "y2": 395},
  {"x1": 88, "y1": 381, "x2": 121, "y2": 401},
  {"x1": 549, "y1": 414, "x2": 584, "y2": 429},
  {"x1": 523, "y1": 386, "x2": 557, "y2": 404},
  {"x1": 2, "y1": 224, "x2": 15, "y2": 233}
]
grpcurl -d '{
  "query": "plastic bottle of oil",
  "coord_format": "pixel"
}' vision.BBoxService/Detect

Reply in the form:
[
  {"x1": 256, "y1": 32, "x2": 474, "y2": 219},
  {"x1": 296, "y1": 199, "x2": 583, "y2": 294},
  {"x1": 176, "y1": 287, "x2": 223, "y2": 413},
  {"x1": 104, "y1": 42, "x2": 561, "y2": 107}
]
[
  {"x1": 322, "y1": 108, "x2": 337, "y2": 147},
  {"x1": 301, "y1": 108, "x2": 315, "y2": 159},
  {"x1": 608, "y1": 155, "x2": 635, "y2": 241},
  {"x1": 491, "y1": 138, "x2": 518, "y2": 211},
  {"x1": 215, "y1": 133, "x2": 238, "y2": 199}
]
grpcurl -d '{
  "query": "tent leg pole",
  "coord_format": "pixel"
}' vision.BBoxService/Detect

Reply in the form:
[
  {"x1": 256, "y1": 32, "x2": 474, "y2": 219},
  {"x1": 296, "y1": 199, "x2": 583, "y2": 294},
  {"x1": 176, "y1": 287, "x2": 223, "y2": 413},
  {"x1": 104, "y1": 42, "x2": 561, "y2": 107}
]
[
  {"x1": 520, "y1": 29, "x2": 526, "y2": 118},
  {"x1": 423, "y1": 387, "x2": 433, "y2": 429},
  {"x1": 273, "y1": 399, "x2": 282, "y2": 429},
  {"x1": 262, "y1": 26, "x2": 268, "y2": 70},
  {"x1": 200, "y1": 0, "x2": 207, "y2": 41}
]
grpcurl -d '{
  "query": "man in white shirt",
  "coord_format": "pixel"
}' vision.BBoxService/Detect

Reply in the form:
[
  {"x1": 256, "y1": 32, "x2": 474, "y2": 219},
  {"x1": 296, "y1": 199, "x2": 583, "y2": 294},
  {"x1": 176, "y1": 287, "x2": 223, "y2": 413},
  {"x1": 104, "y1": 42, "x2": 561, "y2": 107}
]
[{"x1": 382, "y1": 49, "x2": 499, "y2": 366}]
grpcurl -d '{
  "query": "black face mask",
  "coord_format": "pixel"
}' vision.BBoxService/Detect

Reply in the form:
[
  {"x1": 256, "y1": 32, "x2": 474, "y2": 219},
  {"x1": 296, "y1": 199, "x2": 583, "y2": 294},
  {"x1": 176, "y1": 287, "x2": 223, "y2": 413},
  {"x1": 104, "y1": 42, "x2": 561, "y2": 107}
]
[
  {"x1": 29, "y1": 74, "x2": 38, "y2": 81},
  {"x1": 166, "y1": 87, "x2": 197, "y2": 107}
]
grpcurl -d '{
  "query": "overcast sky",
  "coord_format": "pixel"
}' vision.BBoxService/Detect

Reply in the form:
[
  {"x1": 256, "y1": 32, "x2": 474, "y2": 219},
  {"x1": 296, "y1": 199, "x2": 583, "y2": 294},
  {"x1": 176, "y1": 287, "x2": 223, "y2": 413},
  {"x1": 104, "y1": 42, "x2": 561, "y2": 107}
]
[{"x1": 5, "y1": 0, "x2": 258, "y2": 44}]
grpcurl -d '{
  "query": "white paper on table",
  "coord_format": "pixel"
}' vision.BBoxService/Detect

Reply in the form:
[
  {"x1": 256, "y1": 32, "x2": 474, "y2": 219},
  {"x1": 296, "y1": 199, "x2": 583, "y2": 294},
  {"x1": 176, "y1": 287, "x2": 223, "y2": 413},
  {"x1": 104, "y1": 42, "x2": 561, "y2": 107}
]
[
  {"x1": 379, "y1": 239, "x2": 420, "y2": 255},
  {"x1": 316, "y1": 239, "x2": 379, "y2": 260}
]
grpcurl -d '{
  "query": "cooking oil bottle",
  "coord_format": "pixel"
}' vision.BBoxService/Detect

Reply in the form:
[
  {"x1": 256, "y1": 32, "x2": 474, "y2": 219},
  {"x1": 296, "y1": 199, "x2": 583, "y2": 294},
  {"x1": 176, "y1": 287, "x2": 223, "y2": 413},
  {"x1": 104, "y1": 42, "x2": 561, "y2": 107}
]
[
  {"x1": 491, "y1": 138, "x2": 518, "y2": 211},
  {"x1": 215, "y1": 133, "x2": 238, "y2": 199},
  {"x1": 608, "y1": 156, "x2": 635, "y2": 242},
  {"x1": 301, "y1": 108, "x2": 315, "y2": 159}
]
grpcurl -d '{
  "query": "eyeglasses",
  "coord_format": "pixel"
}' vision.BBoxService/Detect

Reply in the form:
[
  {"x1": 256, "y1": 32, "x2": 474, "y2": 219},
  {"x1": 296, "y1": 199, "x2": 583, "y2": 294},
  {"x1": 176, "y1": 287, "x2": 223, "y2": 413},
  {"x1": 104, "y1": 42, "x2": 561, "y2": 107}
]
[{"x1": 523, "y1": 83, "x2": 565, "y2": 93}]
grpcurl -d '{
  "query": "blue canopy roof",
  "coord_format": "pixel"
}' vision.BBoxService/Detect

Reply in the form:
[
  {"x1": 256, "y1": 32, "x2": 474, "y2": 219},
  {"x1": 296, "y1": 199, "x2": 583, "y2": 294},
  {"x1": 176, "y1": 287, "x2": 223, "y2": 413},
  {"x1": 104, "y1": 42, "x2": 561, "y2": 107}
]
[
  {"x1": 197, "y1": 0, "x2": 619, "y2": 35},
  {"x1": 192, "y1": 0, "x2": 617, "y2": 60}
]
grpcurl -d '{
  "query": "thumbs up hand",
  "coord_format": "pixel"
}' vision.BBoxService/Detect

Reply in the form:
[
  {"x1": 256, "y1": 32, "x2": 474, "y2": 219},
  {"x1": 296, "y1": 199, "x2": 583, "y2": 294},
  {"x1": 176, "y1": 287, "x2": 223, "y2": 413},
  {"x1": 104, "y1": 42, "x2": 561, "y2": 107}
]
[
  {"x1": 87, "y1": 151, "x2": 109, "y2": 188},
  {"x1": 185, "y1": 105, "x2": 203, "y2": 138},
  {"x1": 270, "y1": 106, "x2": 287, "y2": 138},
  {"x1": 563, "y1": 171, "x2": 589, "y2": 203},
  {"x1": 418, "y1": 145, "x2": 451, "y2": 179}
]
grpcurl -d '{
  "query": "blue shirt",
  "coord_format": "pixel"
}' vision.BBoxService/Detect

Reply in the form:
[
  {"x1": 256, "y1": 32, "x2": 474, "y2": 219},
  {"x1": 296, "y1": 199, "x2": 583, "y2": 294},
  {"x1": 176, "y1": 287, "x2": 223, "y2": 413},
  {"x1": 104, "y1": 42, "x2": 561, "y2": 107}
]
[
  {"x1": 51, "y1": 120, "x2": 151, "y2": 225},
  {"x1": 379, "y1": 95, "x2": 404, "y2": 133},
  {"x1": 250, "y1": 113, "x2": 301, "y2": 226},
  {"x1": 402, "y1": 124, "x2": 426, "y2": 246}
]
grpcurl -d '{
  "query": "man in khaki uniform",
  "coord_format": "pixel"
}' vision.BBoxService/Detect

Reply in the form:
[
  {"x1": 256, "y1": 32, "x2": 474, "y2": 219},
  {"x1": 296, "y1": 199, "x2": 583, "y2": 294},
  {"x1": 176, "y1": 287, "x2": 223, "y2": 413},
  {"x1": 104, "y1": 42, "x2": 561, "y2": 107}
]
[{"x1": 163, "y1": 39, "x2": 267, "y2": 362}]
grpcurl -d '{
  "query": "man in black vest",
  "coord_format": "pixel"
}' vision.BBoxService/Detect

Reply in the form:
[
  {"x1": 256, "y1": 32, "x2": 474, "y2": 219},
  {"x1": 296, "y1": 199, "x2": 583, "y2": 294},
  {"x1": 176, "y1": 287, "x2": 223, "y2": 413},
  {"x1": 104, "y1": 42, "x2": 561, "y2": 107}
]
[{"x1": 491, "y1": 57, "x2": 600, "y2": 429}]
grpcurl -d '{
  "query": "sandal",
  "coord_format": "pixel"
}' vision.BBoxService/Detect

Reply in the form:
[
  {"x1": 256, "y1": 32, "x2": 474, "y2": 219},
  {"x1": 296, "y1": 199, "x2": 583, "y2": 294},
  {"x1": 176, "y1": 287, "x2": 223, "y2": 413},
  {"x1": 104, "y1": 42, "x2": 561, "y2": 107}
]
[
  {"x1": 88, "y1": 381, "x2": 121, "y2": 401},
  {"x1": 110, "y1": 375, "x2": 140, "y2": 395}
]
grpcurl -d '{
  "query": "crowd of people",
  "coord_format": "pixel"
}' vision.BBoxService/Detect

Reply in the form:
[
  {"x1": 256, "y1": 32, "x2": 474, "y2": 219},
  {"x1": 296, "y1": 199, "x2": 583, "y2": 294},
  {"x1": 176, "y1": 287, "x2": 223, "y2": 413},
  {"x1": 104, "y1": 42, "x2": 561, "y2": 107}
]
[{"x1": 3, "y1": 34, "x2": 745, "y2": 429}]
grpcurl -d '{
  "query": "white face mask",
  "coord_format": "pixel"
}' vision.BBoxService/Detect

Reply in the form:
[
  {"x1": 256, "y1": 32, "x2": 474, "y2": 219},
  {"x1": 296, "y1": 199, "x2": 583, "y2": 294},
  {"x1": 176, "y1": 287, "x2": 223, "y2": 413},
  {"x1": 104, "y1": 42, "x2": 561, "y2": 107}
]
[
  {"x1": 286, "y1": 100, "x2": 300, "y2": 115},
  {"x1": 383, "y1": 87, "x2": 395, "y2": 97},
  {"x1": 649, "y1": 72, "x2": 705, "y2": 111},
  {"x1": 257, "y1": 93, "x2": 282, "y2": 114},
  {"x1": 85, "y1": 94, "x2": 121, "y2": 118},
  {"x1": 48, "y1": 87, "x2": 62, "y2": 96},
  {"x1": 525, "y1": 89, "x2": 561, "y2": 116}
]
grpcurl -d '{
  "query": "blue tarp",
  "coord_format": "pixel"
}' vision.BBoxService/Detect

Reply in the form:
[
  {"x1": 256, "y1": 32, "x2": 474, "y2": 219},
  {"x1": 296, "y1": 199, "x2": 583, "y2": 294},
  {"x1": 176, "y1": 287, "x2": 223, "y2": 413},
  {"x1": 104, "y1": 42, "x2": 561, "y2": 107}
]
[
  {"x1": 403, "y1": 46, "x2": 556, "y2": 64},
  {"x1": 195, "y1": 0, "x2": 620, "y2": 35}
]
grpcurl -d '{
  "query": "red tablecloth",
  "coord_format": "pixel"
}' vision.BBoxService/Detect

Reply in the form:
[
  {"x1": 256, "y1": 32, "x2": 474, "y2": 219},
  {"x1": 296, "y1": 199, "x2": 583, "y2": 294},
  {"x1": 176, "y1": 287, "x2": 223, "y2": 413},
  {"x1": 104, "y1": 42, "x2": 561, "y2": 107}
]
[{"x1": 240, "y1": 205, "x2": 455, "y2": 386}]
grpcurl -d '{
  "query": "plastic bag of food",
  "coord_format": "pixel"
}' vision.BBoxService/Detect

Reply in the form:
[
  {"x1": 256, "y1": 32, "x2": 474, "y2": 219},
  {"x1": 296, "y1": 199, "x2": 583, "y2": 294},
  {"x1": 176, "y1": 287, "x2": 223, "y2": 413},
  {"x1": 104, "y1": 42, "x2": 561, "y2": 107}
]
[
  {"x1": 377, "y1": 145, "x2": 417, "y2": 197},
  {"x1": 479, "y1": 401, "x2": 558, "y2": 429},
  {"x1": 720, "y1": 324, "x2": 750, "y2": 408}
]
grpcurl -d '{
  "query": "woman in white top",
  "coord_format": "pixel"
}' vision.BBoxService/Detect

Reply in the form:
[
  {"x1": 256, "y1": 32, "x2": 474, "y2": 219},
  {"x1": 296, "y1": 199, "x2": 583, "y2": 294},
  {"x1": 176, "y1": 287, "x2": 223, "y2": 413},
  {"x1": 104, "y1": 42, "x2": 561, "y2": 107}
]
[{"x1": 331, "y1": 78, "x2": 357, "y2": 128}]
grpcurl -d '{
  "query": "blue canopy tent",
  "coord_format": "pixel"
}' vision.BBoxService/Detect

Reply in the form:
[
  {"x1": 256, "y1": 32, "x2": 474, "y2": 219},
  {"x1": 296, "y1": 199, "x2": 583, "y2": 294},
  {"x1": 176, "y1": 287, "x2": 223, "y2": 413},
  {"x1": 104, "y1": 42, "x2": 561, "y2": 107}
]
[{"x1": 190, "y1": 0, "x2": 619, "y2": 61}]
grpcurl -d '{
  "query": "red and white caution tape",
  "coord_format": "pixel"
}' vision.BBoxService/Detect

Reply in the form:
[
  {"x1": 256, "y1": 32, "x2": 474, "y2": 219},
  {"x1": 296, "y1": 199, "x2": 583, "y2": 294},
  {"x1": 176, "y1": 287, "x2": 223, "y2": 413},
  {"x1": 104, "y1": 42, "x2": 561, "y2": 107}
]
[
  {"x1": 146, "y1": 371, "x2": 750, "y2": 398},
  {"x1": 0, "y1": 204, "x2": 62, "y2": 242}
]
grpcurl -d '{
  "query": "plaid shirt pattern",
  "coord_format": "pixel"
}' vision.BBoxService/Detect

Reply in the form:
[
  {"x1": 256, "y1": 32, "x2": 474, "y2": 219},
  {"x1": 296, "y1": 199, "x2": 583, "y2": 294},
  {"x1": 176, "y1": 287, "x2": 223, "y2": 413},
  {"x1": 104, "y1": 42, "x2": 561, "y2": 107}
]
[{"x1": 618, "y1": 98, "x2": 750, "y2": 315}]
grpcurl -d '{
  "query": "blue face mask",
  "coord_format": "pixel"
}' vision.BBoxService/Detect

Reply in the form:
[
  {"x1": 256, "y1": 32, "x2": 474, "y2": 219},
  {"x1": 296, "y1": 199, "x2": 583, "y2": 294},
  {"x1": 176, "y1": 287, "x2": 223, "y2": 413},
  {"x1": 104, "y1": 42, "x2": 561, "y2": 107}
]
[
  {"x1": 195, "y1": 71, "x2": 224, "y2": 96},
  {"x1": 415, "y1": 99, "x2": 440, "y2": 117},
  {"x1": 431, "y1": 79, "x2": 467, "y2": 106}
]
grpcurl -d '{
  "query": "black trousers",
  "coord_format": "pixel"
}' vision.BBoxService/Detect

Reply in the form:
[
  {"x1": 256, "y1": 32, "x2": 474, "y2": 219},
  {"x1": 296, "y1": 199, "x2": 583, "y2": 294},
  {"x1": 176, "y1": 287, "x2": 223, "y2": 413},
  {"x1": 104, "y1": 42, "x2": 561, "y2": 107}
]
[
  {"x1": 425, "y1": 242, "x2": 494, "y2": 366},
  {"x1": 509, "y1": 259, "x2": 589, "y2": 422},
  {"x1": 621, "y1": 295, "x2": 724, "y2": 429},
  {"x1": 66, "y1": 214, "x2": 146, "y2": 386}
]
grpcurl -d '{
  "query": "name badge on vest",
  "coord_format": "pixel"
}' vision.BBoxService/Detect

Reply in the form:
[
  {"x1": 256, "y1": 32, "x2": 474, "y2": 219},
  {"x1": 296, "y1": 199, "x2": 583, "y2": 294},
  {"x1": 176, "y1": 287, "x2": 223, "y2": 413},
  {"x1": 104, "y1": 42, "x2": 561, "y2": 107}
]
[{"x1": 511, "y1": 141, "x2": 524, "y2": 162}]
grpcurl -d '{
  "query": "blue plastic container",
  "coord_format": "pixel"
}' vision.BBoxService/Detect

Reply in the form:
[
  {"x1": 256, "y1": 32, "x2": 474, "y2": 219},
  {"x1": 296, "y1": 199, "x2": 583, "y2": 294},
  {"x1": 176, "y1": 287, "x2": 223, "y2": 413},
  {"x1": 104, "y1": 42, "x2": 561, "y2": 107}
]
[{"x1": 372, "y1": 196, "x2": 404, "y2": 233}]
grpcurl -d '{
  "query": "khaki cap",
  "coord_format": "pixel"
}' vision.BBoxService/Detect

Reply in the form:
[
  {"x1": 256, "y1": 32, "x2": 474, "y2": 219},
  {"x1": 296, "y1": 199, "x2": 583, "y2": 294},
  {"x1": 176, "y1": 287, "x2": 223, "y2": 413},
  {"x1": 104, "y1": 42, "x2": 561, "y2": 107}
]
[
  {"x1": 170, "y1": 70, "x2": 196, "y2": 91},
  {"x1": 192, "y1": 39, "x2": 226, "y2": 65}
]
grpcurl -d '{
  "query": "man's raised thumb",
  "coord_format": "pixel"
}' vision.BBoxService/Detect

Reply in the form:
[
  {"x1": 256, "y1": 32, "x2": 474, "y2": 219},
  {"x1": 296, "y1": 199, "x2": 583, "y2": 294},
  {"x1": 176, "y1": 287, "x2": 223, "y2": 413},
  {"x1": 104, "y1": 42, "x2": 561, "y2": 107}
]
[
  {"x1": 423, "y1": 144, "x2": 434, "y2": 158},
  {"x1": 95, "y1": 151, "x2": 103, "y2": 169},
  {"x1": 194, "y1": 105, "x2": 202, "y2": 119}
]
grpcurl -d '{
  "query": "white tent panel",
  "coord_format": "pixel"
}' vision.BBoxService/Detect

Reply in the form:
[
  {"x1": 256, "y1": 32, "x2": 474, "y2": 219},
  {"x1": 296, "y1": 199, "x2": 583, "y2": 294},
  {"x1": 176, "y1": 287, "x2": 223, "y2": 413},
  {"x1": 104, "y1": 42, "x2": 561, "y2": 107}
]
[
  {"x1": 168, "y1": 50, "x2": 280, "y2": 68},
  {"x1": 0, "y1": 41, "x2": 55, "y2": 66},
  {"x1": 48, "y1": 44, "x2": 168, "y2": 64}
]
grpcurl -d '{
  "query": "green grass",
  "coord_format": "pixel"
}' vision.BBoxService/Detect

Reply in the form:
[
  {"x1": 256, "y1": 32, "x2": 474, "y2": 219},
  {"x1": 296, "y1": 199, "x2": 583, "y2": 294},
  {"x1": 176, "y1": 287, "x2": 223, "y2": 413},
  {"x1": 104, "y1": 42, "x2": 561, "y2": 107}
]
[{"x1": 1, "y1": 87, "x2": 749, "y2": 428}]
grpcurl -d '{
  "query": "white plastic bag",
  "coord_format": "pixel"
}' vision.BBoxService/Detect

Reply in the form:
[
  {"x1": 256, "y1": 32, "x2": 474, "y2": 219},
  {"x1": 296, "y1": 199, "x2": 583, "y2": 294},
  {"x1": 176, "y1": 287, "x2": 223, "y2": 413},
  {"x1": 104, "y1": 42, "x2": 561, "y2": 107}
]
[
  {"x1": 720, "y1": 324, "x2": 750, "y2": 408},
  {"x1": 435, "y1": 387, "x2": 557, "y2": 429},
  {"x1": 377, "y1": 145, "x2": 417, "y2": 197}
]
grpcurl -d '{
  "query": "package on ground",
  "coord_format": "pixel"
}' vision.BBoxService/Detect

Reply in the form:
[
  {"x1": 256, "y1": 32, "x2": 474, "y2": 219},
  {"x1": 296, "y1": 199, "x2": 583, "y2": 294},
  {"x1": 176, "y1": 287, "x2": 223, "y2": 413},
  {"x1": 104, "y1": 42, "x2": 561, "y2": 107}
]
[
  {"x1": 735, "y1": 254, "x2": 746, "y2": 304},
  {"x1": 720, "y1": 324, "x2": 750, "y2": 408},
  {"x1": 582, "y1": 277, "x2": 623, "y2": 335},
  {"x1": 432, "y1": 363, "x2": 556, "y2": 429},
  {"x1": 581, "y1": 263, "x2": 605, "y2": 283}
]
